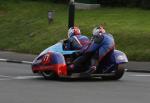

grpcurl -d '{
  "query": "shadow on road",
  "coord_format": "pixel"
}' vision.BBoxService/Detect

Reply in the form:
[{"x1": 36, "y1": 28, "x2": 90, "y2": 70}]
[{"x1": 32, "y1": 77, "x2": 122, "y2": 83}]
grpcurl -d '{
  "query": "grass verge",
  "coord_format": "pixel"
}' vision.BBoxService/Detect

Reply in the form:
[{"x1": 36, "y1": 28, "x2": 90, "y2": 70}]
[{"x1": 0, "y1": 0, "x2": 150, "y2": 61}]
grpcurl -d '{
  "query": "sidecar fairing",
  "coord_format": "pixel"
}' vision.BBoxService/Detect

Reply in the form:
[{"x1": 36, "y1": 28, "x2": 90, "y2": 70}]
[{"x1": 32, "y1": 40, "x2": 79, "y2": 77}]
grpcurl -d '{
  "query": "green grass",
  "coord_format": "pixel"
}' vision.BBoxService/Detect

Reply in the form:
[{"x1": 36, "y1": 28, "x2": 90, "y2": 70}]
[{"x1": 0, "y1": 0, "x2": 150, "y2": 61}]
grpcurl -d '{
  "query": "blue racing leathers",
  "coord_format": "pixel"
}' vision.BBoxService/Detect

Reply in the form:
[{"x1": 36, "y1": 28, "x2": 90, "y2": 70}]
[
  {"x1": 84, "y1": 33, "x2": 115, "y2": 61},
  {"x1": 73, "y1": 33, "x2": 115, "y2": 69}
]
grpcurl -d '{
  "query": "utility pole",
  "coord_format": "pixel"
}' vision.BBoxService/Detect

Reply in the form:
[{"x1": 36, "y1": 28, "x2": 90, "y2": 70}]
[{"x1": 68, "y1": 0, "x2": 75, "y2": 29}]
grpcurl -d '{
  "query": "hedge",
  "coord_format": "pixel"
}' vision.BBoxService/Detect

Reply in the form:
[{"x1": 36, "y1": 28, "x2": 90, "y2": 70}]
[
  {"x1": 99, "y1": 0, "x2": 150, "y2": 9},
  {"x1": 141, "y1": 0, "x2": 150, "y2": 9}
]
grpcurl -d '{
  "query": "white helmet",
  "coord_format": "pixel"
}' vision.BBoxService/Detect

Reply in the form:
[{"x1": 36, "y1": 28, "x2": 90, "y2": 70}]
[
  {"x1": 93, "y1": 26, "x2": 106, "y2": 36},
  {"x1": 68, "y1": 27, "x2": 81, "y2": 38}
]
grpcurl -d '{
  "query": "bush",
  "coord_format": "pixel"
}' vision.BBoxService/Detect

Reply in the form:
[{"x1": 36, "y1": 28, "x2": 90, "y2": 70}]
[
  {"x1": 141, "y1": 0, "x2": 150, "y2": 9},
  {"x1": 100, "y1": 0, "x2": 128, "y2": 7},
  {"x1": 99, "y1": 0, "x2": 150, "y2": 9},
  {"x1": 53, "y1": 0, "x2": 69, "y2": 3},
  {"x1": 126, "y1": 0, "x2": 141, "y2": 7}
]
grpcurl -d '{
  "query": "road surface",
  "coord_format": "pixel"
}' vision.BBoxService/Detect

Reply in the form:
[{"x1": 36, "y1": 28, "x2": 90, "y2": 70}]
[{"x1": 0, "y1": 62, "x2": 150, "y2": 103}]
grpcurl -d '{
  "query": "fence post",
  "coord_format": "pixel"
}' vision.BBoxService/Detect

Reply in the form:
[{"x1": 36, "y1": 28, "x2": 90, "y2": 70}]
[{"x1": 48, "y1": 11, "x2": 54, "y2": 24}]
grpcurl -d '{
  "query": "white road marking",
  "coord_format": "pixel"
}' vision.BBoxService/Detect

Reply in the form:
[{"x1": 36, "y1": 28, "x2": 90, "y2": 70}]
[
  {"x1": 22, "y1": 61, "x2": 32, "y2": 64},
  {"x1": 129, "y1": 74, "x2": 150, "y2": 77},
  {"x1": 125, "y1": 69, "x2": 128, "y2": 72},
  {"x1": 0, "y1": 78, "x2": 12, "y2": 81},
  {"x1": 0, "y1": 59, "x2": 7, "y2": 62},
  {"x1": 0, "y1": 75, "x2": 42, "y2": 80},
  {"x1": 13, "y1": 76, "x2": 42, "y2": 80},
  {"x1": 0, "y1": 75, "x2": 11, "y2": 78}
]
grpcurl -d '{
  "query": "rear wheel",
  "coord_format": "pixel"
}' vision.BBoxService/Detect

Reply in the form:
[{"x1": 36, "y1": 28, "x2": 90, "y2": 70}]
[
  {"x1": 101, "y1": 64, "x2": 125, "y2": 80},
  {"x1": 41, "y1": 71, "x2": 57, "y2": 80}
]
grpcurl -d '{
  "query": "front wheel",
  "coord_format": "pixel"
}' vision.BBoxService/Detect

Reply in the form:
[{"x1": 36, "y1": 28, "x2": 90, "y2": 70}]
[
  {"x1": 101, "y1": 64, "x2": 125, "y2": 80},
  {"x1": 41, "y1": 71, "x2": 57, "y2": 80}
]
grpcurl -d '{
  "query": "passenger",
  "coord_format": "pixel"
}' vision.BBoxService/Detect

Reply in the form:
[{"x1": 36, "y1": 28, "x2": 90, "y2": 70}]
[{"x1": 65, "y1": 26, "x2": 90, "y2": 50}]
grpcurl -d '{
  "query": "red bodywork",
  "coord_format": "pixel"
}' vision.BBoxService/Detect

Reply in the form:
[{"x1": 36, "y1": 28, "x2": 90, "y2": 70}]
[{"x1": 32, "y1": 52, "x2": 68, "y2": 77}]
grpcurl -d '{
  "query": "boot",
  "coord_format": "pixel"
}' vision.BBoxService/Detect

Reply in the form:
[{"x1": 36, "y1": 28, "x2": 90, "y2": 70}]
[
  {"x1": 79, "y1": 65, "x2": 97, "y2": 77},
  {"x1": 85, "y1": 65, "x2": 97, "y2": 74},
  {"x1": 84, "y1": 57, "x2": 98, "y2": 74}
]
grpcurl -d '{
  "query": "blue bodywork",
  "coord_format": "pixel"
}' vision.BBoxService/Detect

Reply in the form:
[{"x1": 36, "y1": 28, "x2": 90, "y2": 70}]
[
  {"x1": 39, "y1": 41, "x2": 79, "y2": 56},
  {"x1": 114, "y1": 50, "x2": 128, "y2": 64},
  {"x1": 34, "y1": 41, "x2": 128, "y2": 73}
]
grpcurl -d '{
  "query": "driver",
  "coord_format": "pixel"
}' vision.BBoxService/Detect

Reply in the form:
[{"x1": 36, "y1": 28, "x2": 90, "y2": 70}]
[{"x1": 68, "y1": 26, "x2": 115, "y2": 75}]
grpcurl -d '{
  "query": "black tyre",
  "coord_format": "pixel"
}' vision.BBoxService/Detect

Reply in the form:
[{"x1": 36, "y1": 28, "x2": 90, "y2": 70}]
[
  {"x1": 101, "y1": 64, "x2": 125, "y2": 80},
  {"x1": 41, "y1": 71, "x2": 57, "y2": 80}
]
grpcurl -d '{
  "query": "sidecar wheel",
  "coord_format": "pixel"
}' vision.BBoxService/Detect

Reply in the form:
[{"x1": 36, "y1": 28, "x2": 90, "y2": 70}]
[
  {"x1": 41, "y1": 71, "x2": 57, "y2": 80},
  {"x1": 101, "y1": 64, "x2": 125, "y2": 80}
]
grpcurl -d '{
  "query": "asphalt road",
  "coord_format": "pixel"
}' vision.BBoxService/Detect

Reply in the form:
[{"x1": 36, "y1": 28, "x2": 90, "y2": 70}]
[{"x1": 0, "y1": 62, "x2": 150, "y2": 103}]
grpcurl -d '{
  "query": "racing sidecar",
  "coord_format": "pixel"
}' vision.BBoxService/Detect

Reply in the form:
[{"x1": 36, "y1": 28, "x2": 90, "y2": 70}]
[{"x1": 32, "y1": 40, "x2": 128, "y2": 80}]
